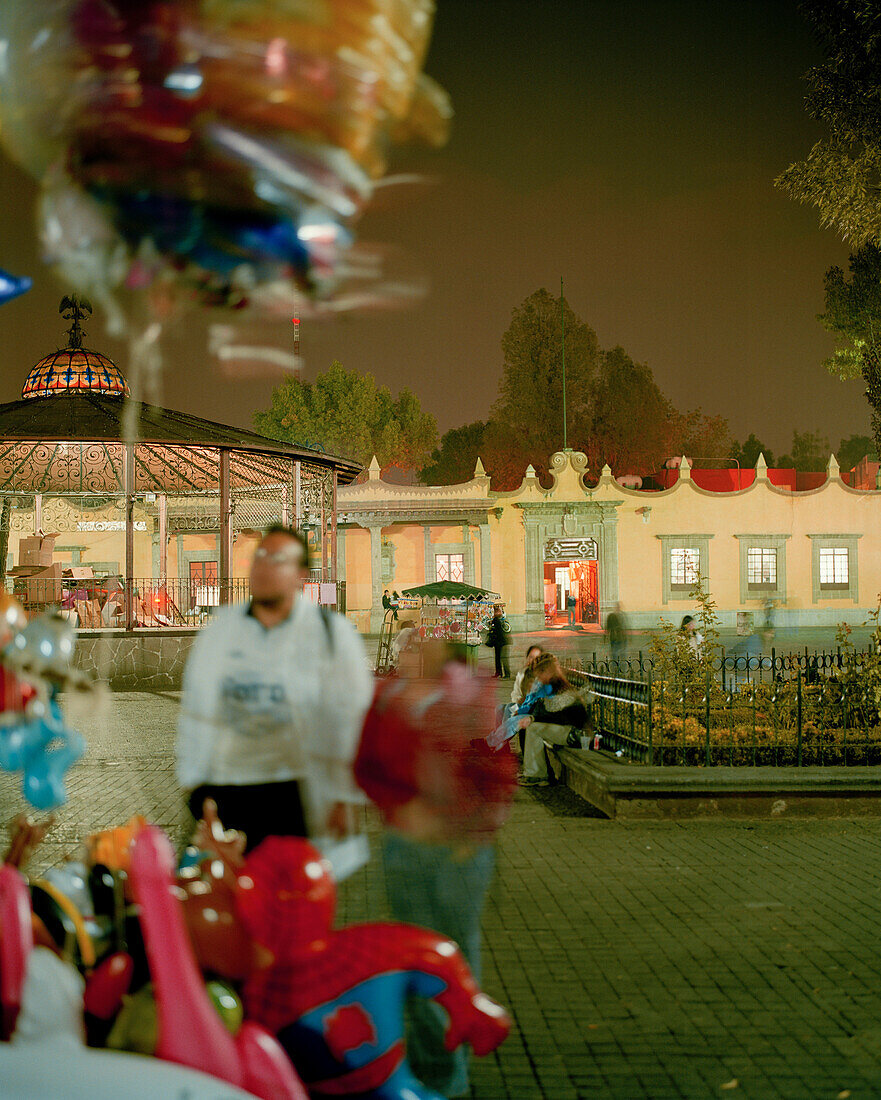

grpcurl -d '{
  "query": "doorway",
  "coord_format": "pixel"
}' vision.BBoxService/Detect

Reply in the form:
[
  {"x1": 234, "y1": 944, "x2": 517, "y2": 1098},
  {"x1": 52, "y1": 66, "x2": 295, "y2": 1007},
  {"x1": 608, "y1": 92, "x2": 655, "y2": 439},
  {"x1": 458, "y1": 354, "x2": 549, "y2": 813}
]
[{"x1": 543, "y1": 559, "x2": 599, "y2": 624}]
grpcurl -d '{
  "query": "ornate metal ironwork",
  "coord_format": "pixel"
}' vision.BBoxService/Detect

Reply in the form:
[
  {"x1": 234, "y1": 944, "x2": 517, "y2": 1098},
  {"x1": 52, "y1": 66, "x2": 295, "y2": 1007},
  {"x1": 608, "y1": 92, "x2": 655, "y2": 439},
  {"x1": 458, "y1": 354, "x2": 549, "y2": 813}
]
[{"x1": 545, "y1": 537, "x2": 598, "y2": 561}]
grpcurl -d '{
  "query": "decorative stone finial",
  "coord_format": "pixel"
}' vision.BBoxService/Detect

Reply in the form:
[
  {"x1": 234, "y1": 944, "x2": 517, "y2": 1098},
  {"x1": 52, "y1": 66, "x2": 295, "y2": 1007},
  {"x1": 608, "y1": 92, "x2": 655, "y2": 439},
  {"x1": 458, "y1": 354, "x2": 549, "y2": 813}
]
[
  {"x1": 473, "y1": 456, "x2": 486, "y2": 478},
  {"x1": 827, "y1": 453, "x2": 840, "y2": 479},
  {"x1": 678, "y1": 455, "x2": 692, "y2": 481},
  {"x1": 755, "y1": 452, "x2": 768, "y2": 480},
  {"x1": 525, "y1": 464, "x2": 536, "y2": 479},
  {"x1": 368, "y1": 455, "x2": 381, "y2": 480},
  {"x1": 601, "y1": 463, "x2": 612, "y2": 480}
]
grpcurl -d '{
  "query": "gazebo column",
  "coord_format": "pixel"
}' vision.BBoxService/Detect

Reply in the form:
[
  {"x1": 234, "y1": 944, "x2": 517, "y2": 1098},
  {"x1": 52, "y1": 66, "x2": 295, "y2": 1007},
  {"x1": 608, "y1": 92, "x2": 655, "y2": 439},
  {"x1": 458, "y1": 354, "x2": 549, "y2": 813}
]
[
  {"x1": 124, "y1": 444, "x2": 135, "y2": 631},
  {"x1": 366, "y1": 522, "x2": 385, "y2": 633},
  {"x1": 331, "y1": 470, "x2": 338, "y2": 583},
  {"x1": 34, "y1": 494, "x2": 42, "y2": 535},
  {"x1": 294, "y1": 461, "x2": 301, "y2": 528},
  {"x1": 478, "y1": 521, "x2": 492, "y2": 592},
  {"x1": 158, "y1": 494, "x2": 167, "y2": 582},
  {"x1": 219, "y1": 448, "x2": 231, "y2": 605}
]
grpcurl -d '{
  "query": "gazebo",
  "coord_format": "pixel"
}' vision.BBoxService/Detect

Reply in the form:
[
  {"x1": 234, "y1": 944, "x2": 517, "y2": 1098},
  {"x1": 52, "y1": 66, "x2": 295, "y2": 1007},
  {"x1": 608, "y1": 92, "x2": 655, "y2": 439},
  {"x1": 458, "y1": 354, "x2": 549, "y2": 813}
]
[{"x1": 0, "y1": 298, "x2": 360, "y2": 631}]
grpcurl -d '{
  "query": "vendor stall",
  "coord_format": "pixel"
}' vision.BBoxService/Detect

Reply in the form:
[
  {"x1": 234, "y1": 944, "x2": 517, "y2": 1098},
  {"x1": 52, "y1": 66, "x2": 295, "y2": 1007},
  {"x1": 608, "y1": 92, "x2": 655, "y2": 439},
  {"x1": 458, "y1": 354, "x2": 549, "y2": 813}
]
[{"x1": 375, "y1": 581, "x2": 502, "y2": 674}]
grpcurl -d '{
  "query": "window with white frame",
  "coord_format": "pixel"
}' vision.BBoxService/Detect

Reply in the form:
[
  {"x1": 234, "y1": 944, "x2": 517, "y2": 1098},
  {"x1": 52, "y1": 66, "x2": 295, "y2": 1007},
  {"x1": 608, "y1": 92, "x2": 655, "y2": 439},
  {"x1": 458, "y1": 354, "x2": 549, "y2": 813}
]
[
  {"x1": 747, "y1": 547, "x2": 777, "y2": 588},
  {"x1": 670, "y1": 547, "x2": 699, "y2": 588},
  {"x1": 819, "y1": 546, "x2": 849, "y2": 588},
  {"x1": 435, "y1": 553, "x2": 464, "y2": 583}
]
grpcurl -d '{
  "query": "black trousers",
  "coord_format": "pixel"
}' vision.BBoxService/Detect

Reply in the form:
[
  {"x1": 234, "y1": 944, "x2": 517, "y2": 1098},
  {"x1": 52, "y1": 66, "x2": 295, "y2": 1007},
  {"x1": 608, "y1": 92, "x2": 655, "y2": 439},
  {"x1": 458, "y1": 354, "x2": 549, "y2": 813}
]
[
  {"x1": 493, "y1": 646, "x2": 510, "y2": 677},
  {"x1": 187, "y1": 780, "x2": 308, "y2": 853}
]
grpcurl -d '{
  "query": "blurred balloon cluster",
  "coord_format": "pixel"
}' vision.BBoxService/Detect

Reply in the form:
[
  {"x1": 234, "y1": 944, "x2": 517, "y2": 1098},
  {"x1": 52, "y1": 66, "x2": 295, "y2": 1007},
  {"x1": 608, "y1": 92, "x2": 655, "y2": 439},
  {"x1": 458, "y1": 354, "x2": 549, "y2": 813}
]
[
  {"x1": 0, "y1": 595, "x2": 92, "y2": 812},
  {"x1": 0, "y1": 0, "x2": 450, "y2": 331}
]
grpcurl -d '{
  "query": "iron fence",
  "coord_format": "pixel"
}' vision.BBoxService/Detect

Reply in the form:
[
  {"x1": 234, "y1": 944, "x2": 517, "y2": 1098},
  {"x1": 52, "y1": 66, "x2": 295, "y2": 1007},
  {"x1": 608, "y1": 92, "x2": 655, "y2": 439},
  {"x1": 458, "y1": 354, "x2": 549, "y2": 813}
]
[
  {"x1": 565, "y1": 647, "x2": 881, "y2": 767},
  {"x1": 572, "y1": 645, "x2": 872, "y2": 687}
]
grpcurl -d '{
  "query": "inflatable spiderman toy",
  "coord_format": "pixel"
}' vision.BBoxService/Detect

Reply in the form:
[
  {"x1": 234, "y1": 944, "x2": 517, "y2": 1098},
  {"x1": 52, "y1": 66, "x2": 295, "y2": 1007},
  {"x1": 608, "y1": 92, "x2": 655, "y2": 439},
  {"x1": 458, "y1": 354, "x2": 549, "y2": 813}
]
[{"x1": 236, "y1": 836, "x2": 511, "y2": 1100}]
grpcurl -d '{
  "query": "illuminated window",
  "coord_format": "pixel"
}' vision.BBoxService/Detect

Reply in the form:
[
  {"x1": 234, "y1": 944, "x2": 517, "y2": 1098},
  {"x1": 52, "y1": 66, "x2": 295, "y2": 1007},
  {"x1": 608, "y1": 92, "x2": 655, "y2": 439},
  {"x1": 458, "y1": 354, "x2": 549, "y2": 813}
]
[
  {"x1": 670, "y1": 547, "x2": 699, "y2": 587},
  {"x1": 747, "y1": 547, "x2": 777, "y2": 587},
  {"x1": 819, "y1": 547, "x2": 849, "y2": 588},
  {"x1": 435, "y1": 553, "x2": 464, "y2": 583}
]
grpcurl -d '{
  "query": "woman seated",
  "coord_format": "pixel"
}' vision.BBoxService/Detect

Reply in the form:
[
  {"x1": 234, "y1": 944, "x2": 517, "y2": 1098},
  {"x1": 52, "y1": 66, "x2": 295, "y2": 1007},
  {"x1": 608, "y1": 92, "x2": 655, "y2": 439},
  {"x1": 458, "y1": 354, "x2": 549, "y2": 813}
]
[
  {"x1": 519, "y1": 654, "x2": 591, "y2": 784},
  {"x1": 487, "y1": 648, "x2": 551, "y2": 751}
]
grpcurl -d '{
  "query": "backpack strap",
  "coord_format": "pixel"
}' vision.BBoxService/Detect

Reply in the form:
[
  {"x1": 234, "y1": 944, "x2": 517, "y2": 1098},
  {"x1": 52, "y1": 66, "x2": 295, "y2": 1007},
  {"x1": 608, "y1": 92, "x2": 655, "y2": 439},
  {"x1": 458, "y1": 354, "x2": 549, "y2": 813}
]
[{"x1": 319, "y1": 605, "x2": 335, "y2": 655}]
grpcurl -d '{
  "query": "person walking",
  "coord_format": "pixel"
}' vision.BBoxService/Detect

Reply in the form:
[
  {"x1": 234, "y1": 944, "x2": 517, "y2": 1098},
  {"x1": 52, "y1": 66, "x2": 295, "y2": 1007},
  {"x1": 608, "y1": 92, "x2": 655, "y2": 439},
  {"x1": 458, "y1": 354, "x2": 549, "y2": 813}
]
[
  {"x1": 485, "y1": 604, "x2": 511, "y2": 678},
  {"x1": 355, "y1": 641, "x2": 516, "y2": 1097},
  {"x1": 566, "y1": 590, "x2": 577, "y2": 627},
  {"x1": 176, "y1": 525, "x2": 374, "y2": 852}
]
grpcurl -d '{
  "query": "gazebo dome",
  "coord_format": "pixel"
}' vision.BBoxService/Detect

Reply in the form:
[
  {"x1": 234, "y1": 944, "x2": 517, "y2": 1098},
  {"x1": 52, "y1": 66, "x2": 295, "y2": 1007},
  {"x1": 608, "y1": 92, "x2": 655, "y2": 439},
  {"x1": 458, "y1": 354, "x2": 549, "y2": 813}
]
[{"x1": 22, "y1": 296, "x2": 129, "y2": 399}]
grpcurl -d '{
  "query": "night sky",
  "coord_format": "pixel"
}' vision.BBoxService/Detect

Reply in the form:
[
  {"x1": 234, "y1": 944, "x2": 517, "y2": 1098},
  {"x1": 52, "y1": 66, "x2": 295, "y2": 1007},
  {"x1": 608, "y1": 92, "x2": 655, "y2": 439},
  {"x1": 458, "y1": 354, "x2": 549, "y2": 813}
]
[{"x1": 0, "y1": 0, "x2": 867, "y2": 463}]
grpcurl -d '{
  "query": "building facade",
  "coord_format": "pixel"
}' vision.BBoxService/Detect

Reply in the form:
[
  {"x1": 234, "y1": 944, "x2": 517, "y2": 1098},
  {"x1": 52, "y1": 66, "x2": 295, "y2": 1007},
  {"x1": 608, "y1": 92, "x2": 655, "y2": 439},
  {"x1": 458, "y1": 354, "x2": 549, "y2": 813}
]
[{"x1": 339, "y1": 449, "x2": 881, "y2": 633}]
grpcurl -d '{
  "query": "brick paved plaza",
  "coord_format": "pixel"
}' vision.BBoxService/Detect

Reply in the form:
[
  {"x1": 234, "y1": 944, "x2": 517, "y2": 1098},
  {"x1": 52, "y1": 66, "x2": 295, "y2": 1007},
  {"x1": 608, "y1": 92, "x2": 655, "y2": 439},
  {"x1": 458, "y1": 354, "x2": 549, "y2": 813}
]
[{"x1": 4, "y1": 690, "x2": 881, "y2": 1098}]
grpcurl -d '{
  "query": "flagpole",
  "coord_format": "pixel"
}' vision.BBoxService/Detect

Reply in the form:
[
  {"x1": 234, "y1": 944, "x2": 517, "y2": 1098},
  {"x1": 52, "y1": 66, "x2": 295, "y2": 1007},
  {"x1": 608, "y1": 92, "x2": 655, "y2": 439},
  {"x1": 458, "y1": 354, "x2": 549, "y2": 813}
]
[{"x1": 561, "y1": 276, "x2": 567, "y2": 450}]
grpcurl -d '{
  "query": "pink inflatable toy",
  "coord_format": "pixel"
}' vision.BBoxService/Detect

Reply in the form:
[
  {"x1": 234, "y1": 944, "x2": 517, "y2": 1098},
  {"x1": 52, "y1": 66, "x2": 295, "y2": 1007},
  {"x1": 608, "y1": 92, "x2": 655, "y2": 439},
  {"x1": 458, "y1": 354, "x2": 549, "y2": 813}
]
[
  {"x1": 0, "y1": 863, "x2": 33, "y2": 1040},
  {"x1": 129, "y1": 825, "x2": 307, "y2": 1100}
]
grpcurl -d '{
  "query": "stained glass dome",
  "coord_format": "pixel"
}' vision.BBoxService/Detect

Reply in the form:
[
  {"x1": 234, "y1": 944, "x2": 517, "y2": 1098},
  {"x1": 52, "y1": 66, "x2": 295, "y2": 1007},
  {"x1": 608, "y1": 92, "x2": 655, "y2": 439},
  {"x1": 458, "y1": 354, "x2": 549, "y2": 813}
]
[{"x1": 22, "y1": 296, "x2": 129, "y2": 399}]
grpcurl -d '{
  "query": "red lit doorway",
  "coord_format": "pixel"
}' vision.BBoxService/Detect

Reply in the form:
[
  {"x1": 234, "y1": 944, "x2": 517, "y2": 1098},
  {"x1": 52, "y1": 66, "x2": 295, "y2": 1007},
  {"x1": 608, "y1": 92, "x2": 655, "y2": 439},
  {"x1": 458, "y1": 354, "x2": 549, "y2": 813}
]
[{"x1": 543, "y1": 559, "x2": 599, "y2": 625}]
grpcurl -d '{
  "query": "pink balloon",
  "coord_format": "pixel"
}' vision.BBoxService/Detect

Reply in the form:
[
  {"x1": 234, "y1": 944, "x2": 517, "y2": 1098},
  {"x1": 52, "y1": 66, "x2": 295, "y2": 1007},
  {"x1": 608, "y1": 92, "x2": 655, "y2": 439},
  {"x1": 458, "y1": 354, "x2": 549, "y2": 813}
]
[
  {"x1": 130, "y1": 825, "x2": 307, "y2": 1100},
  {"x1": 236, "y1": 1020, "x2": 309, "y2": 1100},
  {"x1": 129, "y1": 827, "x2": 243, "y2": 1087},
  {"x1": 0, "y1": 862, "x2": 33, "y2": 1039}
]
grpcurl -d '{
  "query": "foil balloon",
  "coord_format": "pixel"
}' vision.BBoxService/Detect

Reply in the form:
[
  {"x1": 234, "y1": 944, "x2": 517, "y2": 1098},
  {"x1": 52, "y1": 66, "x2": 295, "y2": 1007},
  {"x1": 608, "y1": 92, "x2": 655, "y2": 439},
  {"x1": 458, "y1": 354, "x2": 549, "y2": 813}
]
[
  {"x1": 0, "y1": 592, "x2": 27, "y2": 651},
  {"x1": 0, "y1": 695, "x2": 86, "y2": 812},
  {"x1": 237, "y1": 836, "x2": 511, "y2": 1100},
  {"x1": 4, "y1": 612, "x2": 88, "y2": 686},
  {"x1": 0, "y1": 269, "x2": 31, "y2": 305},
  {"x1": 0, "y1": 1, "x2": 451, "y2": 325},
  {"x1": 3, "y1": 947, "x2": 260, "y2": 1099}
]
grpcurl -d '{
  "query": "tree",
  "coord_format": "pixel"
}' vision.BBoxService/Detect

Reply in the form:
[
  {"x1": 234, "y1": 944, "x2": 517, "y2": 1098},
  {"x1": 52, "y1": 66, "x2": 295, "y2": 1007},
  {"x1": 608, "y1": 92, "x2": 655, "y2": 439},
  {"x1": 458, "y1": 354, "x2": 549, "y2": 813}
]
[
  {"x1": 253, "y1": 360, "x2": 437, "y2": 473},
  {"x1": 777, "y1": 429, "x2": 831, "y2": 471},
  {"x1": 586, "y1": 346, "x2": 679, "y2": 473},
  {"x1": 420, "y1": 421, "x2": 488, "y2": 484},
  {"x1": 820, "y1": 243, "x2": 881, "y2": 453},
  {"x1": 491, "y1": 288, "x2": 599, "y2": 469},
  {"x1": 730, "y1": 433, "x2": 774, "y2": 469},
  {"x1": 670, "y1": 408, "x2": 734, "y2": 468},
  {"x1": 837, "y1": 432, "x2": 877, "y2": 469},
  {"x1": 775, "y1": 1, "x2": 881, "y2": 247}
]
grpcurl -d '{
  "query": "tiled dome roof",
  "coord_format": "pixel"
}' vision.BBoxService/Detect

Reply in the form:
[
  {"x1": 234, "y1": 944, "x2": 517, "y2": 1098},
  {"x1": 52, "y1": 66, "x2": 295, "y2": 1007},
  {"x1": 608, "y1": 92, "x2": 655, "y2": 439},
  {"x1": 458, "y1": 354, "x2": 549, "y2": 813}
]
[
  {"x1": 22, "y1": 295, "x2": 129, "y2": 399},
  {"x1": 22, "y1": 346, "x2": 129, "y2": 399}
]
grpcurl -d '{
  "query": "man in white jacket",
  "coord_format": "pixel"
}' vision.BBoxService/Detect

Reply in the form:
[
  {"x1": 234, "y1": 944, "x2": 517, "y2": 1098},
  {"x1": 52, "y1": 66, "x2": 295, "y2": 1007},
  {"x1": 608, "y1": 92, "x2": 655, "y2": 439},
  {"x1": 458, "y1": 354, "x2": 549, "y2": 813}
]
[{"x1": 176, "y1": 525, "x2": 373, "y2": 850}]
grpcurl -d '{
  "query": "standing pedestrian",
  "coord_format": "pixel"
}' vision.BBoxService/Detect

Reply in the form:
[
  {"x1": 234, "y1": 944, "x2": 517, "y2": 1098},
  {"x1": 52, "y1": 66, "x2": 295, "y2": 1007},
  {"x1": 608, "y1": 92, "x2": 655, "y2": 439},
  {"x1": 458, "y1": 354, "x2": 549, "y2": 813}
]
[
  {"x1": 485, "y1": 604, "x2": 511, "y2": 678},
  {"x1": 680, "y1": 614, "x2": 703, "y2": 657},
  {"x1": 176, "y1": 525, "x2": 374, "y2": 852},
  {"x1": 566, "y1": 590, "x2": 577, "y2": 626},
  {"x1": 355, "y1": 641, "x2": 516, "y2": 1097},
  {"x1": 605, "y1": 603, "x2": 628, "y2": 665}
]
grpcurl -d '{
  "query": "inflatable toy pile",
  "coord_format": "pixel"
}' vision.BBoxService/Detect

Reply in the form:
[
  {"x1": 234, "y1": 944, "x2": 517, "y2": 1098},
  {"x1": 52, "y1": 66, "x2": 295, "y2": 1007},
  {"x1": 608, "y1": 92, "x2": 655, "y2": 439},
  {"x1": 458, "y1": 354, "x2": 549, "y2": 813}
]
[
  {"x1": 0, "y1": 594, "x2": 94, "y2": 813},
  {"x1": 0, "y1": 803, "x2": 510, "y2": 1098},
  {"x1": 0, "y1": 1, "x2": 451, "y2": 329}
]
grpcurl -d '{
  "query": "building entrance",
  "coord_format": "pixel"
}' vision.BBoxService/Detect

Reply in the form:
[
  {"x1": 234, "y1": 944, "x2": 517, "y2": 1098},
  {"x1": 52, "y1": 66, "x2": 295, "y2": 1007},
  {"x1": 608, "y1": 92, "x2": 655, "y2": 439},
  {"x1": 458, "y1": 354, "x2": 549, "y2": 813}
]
[{"x1": 543, "y1": 537, "x2": 600, "y2": 625}]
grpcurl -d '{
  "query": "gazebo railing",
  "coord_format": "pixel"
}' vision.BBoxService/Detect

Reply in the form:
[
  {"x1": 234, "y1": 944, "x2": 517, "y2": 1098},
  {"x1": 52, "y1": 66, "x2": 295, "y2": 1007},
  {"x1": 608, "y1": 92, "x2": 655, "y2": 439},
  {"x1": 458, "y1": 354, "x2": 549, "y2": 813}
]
[{"x1": 15, "y1": 575, "x2": 344, "y2": 628}]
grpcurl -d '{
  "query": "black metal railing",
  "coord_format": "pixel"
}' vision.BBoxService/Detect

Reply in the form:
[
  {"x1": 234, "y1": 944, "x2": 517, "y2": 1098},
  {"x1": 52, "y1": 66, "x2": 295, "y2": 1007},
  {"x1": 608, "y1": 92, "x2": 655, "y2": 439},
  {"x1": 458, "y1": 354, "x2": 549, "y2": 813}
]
[
  {"x1": 570, "y1": 645, "x2": 871, "y2": 687},
  {"x1": 564, "y1": 646, "x2": 881, "y2": 767},
  {"x1": 14, "y1": 575, "x2": 345, "y2": 628}
]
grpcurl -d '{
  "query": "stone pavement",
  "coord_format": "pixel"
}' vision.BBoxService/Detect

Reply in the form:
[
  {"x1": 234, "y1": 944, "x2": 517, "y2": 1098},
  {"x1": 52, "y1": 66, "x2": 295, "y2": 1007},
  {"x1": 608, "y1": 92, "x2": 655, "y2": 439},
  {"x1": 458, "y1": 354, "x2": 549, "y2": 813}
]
[{"x1": 4, "y1": 693, "x2": 881, "y2": 1098}]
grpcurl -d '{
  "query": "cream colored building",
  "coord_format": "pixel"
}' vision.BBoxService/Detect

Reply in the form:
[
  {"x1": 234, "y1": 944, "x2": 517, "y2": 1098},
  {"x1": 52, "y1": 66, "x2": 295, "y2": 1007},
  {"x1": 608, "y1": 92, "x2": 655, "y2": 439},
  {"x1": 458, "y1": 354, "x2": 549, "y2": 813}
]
[{"x1": 338, "y1": 449, "x2": 880, "y2": 633}]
